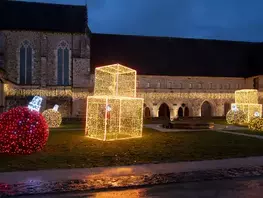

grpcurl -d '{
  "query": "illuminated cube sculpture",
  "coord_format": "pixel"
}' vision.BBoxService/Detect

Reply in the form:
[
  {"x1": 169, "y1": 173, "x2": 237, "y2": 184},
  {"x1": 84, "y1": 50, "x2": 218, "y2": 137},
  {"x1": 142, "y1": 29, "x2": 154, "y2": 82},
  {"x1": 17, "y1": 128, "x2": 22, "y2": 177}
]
[
  {"x1": 85, "y1": 64, "x2": 144, "y2": 141},
  {"x1": 231, "y1": 89, "x2": 262, "y2": 122},
  {"x1": 94, "y1": 64, "x2": 137, "y2": 97}
]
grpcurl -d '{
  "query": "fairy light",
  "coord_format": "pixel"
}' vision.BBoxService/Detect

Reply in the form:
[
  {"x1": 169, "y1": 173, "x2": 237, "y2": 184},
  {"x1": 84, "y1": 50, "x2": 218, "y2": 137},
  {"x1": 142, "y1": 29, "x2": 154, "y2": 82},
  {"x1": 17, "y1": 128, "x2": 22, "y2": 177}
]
[
  {"x1": 235, "y1": 89, "x2": 258, "y2": 104},
  {"x1": 94, "y1": 64, "x2": 137, "y2": 97},
  {"x1": 0, "y1": 99, "x2": 49, "y2": 155},
  {"x1": 229, "y1": 89, "x2": 262, "y2": 123},
  {"x1": 28, "y1": 96, "x2": 43, "y2": 112},
  {"x1": 226, "y1": 109, "x2": 246, "y2": 124},
  {"x1": 249, "y1": 117, "x2": 263, "y2": 131},
  {"x1": 42, "y1": 105, "x2": 62, "y2": 128},
  {"x1": 85, "y1": 64, "x2": 143, "y2": 141},
  {"x1": 4, "y1": 82, "x2": 238, "y2": 100}
]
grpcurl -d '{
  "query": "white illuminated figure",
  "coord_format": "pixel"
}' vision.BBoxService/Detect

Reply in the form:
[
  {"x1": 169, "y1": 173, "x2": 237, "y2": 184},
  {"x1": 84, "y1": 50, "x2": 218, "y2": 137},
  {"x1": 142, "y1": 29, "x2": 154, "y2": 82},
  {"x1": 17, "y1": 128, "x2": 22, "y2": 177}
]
[
  {"x1": 53, "y1": 104, "x2": 59, "y2": 112},
  {"x1": 254, "y1": 112, "x2": 260, "y2": 117},
  {"x1": 28, "y1": 96, "x2": 43, "y2": 112},
  {"x1": 231, "y1": 104, "x2": 238, "y2": 111}
]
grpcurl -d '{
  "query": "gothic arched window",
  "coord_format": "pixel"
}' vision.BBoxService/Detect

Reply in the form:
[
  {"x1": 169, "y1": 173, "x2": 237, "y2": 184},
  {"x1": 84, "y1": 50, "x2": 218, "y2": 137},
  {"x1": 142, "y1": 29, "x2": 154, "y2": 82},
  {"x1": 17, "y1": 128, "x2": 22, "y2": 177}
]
[
  {"x1": 57, "y1": 41, "x2": 70, "y2": 85},
  {"x1": 20, "y1": 40, "x2": 33, "y2": 84}
]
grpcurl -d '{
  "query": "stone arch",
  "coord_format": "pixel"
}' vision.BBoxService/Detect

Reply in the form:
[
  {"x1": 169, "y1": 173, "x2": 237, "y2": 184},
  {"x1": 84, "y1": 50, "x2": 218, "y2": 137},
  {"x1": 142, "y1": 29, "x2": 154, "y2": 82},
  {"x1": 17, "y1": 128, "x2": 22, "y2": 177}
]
[
  {"x1": 178, "y1": 107, "x2": 183, "y2": 117},
  {"x1": 201, "y1": 101, "x2": 213, "y2": 118},
  {"x1": 224, "y1": 102, "x2": 231, "y2": 116},
  {"x1": 144, "y1": 100, "x2": 154, "y2": 110},
  {"x1": 143, "y1": 103, "x2": 151, "y2": 118},
  {"x1": 159, "y1": 103, "x2": 170, "y2": 118},
  {"x1": 184, "y1": 106, "x2": 190, "y2": 117},
  {"x1": 144, "y1": 107, "x2": 151, "y2": 118}
]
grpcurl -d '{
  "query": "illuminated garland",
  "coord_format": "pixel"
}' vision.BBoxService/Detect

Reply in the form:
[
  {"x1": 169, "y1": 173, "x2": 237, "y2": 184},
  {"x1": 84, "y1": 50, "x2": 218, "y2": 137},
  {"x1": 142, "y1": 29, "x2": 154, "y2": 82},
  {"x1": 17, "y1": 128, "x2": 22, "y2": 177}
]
[
  {"x1": 0, "y1": 106, "x2": 49, "y2": 154},
  {"x1": 4, "y1": 83, "x2": 263, "y2": 101},
  {"x1": 4, "y1": 84, "x2": 237, "y2": 100}
]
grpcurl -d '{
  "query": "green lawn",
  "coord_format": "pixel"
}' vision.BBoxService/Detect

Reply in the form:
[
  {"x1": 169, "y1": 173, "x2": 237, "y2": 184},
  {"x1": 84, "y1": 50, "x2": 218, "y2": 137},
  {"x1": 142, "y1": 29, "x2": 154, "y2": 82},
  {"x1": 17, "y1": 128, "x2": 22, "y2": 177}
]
[{"x1": 2, "y1": 128, "x2": 263, "y2": 172}]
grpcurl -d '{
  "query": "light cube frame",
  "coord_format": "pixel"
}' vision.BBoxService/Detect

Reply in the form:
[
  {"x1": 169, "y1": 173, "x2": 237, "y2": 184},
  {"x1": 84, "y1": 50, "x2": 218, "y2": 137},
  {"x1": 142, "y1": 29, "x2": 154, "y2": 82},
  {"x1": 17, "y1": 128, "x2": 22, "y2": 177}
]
[
  {"x1": 235, "y1": 89, "x2": 258, "y2": 104},
  {"x1": 85, "y1": 96, "x2": 143, "y2": 141},
  {"x1": 94, "y1": 64, "x2": 137, "y2": 98},
  {"x1": 86, "y1": 63, "x2": 144, "y2": 141},
  {"x1": 231, "y1": 103, "x2": 262, "y2": 123},
  {"x1": 230, "y1": 89, "x2": 262, "y2": 123}
]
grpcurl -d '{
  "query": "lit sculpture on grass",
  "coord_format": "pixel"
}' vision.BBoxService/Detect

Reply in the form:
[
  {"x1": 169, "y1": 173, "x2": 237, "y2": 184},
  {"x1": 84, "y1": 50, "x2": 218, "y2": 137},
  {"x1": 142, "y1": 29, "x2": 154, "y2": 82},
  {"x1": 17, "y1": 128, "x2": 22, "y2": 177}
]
[
  {"x1": 226, "y1": 109, "x2": 246, "y2": 125},
  {"x1": 0, "y1": 96, "x2": 49, "y2": 154},
  {"x1": 42, "y1": 104, "x2": 62, "y2": 128},
  {"x1": 227, "y1": 89, "x2": 262, "y2": 124},
  {"x1": 85, "y1": 64, "x2": 144, "y2": 141}
]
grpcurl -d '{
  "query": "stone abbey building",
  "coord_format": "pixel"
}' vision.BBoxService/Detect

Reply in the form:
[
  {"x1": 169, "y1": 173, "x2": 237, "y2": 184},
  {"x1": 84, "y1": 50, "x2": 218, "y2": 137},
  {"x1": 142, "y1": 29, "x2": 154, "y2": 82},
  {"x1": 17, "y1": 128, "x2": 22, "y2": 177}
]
[{"x1": 1, "y1": 0, "x2": 263, "y2": 120}]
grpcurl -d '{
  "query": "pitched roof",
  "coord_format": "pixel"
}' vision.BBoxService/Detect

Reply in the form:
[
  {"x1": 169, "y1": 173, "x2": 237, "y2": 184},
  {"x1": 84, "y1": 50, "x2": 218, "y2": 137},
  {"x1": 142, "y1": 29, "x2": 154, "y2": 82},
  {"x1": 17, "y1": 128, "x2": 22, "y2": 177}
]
[
  {"x1": 0, "y1": 1, "x2": 88, "y2": 33},
  {"x1": 91, "y1": 33, "x2": 263, "y2": 78}
]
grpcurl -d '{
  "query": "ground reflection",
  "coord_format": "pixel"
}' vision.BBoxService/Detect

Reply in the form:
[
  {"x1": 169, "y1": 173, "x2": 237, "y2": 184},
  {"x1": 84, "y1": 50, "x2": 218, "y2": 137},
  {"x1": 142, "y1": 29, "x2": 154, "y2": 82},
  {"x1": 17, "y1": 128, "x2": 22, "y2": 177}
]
[{"x1": 94, "y1": 188, "x2": 146, "y2": 198}]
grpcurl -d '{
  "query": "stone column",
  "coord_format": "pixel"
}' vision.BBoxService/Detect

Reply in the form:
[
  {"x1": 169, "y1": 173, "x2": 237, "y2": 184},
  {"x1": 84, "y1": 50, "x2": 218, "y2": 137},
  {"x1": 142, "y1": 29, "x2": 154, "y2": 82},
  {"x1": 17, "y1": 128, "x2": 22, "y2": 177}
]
[
  {"x1": 152, "y1": 106, "x2": 159, "y2": 117},
  {"x1": 40, "y1": 96, "x2": 47, "y2": 112},
  {"x1": 41, "y1": 57, "x2": 47, "y2": 87},
  {"x1": 214, "y1": 102, "x2": 224, "y2": 117},
  {"x1": 192, "y1": 105, "x2": 201, "y2": 117},
  {"x1": 170, "y1": 106, "x2": 178, "y2": 120},
  {"x1": 72, "y1": 98, "x2": 80, "y2": 118}
]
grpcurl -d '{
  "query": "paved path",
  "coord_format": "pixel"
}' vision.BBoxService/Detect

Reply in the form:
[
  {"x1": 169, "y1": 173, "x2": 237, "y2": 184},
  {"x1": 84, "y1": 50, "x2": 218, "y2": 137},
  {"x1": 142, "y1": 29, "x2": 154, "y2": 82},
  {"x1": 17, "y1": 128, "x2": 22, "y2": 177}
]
[
  {"x1": 2, "y1": 156, "x2": 263, "y2": 185},
  {"x1": 145, "y1": 124, "x2": 263, "y2": 141},
  {"x1": 144, "y1": 124, "x2": 213, "y2": 132},
  {"x1": 218, "y1": 130, "x2": 263, "y2": 139},
  {"x1": 18, "y1": 177, "x2": 263, "y2": 198}
]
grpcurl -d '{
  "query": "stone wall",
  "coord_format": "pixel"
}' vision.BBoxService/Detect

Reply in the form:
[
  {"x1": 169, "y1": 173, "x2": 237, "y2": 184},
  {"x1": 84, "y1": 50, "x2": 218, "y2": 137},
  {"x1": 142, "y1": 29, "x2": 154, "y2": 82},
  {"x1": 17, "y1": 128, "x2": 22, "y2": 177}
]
[
  {"x1": 45, "y1": 97, "x2": 72, "y2": 117},
  {"x1": 2, "y1": 30, "x2": 90, "y2": 87}
]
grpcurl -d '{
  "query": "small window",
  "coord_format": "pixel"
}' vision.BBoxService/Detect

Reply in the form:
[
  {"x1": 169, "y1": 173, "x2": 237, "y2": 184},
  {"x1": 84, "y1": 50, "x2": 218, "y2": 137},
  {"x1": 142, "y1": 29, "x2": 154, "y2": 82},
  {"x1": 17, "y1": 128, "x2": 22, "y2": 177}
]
[
  {"x1": 146, "y1": 82, "x2": 150, "y2": 88},
  {"x1": 189, "y1": 83, "x2": 192, "y2": 89},
  {"x1": 219, "y1": 84, "x2": 223, "y2": 89},
  {"x1": 209, "y1": 83, "x2": 213, "y2": 89},
  {"x1": 137, "y1": 81, "x2": 140, "y2": 88},
  {"x1": 179, "y1": 83, "x2": 183, "y2": 89},
  {"x1": 199, "y1": 83, "x2": 202, "y2": 89},
  {"x1": 167, "y1": 82, "x2": 172, "y2": 88},
  {"x1": 157, "y1": 82, "x2": 160, "y2": 88}
]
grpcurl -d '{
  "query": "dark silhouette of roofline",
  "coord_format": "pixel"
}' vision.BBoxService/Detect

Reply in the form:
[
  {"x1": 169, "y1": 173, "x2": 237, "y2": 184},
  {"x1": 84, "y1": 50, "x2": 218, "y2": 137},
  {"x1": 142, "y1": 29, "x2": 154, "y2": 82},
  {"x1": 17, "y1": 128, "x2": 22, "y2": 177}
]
[
  {"x1": 0, "y1": 0, "x2": 89, "y2": 33},
  {"x1": 91, "y1": 33, "x2": 263, "y2": 77},
  {"x1": 91, "y1": 32, "x2": 261, "y2": 45}
]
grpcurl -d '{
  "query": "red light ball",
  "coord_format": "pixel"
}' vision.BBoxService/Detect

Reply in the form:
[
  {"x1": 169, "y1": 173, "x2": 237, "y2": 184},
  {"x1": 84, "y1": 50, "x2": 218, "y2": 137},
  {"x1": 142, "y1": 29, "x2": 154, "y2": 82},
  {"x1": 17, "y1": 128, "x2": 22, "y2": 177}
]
[{"x1": 0, "y1": 106, "x2": 49, "y2": 155}]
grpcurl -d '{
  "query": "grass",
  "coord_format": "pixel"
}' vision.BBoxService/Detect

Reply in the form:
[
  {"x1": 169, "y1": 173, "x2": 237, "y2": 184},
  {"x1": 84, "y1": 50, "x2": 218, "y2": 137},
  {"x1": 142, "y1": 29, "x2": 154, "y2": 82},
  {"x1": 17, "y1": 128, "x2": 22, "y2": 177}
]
[{"x1": 2, "y1": 126, "x2": 263, "y2": 172}]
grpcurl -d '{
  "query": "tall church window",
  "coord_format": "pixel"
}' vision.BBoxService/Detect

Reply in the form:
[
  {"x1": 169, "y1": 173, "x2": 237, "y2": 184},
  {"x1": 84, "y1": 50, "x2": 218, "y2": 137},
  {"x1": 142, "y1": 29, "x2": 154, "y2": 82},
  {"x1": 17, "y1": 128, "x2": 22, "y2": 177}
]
[
  {"x1": 19, "y1": 40, "x2": 33, "y2": 84},
  {"x1": 57, "y1": 41, "x2": 70, "y2": 85}
]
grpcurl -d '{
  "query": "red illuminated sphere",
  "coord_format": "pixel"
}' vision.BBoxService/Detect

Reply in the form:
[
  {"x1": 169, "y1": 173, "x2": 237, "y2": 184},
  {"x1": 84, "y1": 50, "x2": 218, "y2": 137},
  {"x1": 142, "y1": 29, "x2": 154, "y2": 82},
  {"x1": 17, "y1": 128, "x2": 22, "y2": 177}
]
[{"x1": 0, "y1": 106, "x2": 49, "y2": 155}]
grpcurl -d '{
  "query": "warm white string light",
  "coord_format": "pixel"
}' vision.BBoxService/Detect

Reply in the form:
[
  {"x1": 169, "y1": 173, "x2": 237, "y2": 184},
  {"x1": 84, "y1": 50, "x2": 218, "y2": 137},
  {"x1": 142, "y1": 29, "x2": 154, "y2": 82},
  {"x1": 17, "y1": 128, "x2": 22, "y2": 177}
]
[{"x1": 85, "y1": 64, "x2": 144, "y2": 141}]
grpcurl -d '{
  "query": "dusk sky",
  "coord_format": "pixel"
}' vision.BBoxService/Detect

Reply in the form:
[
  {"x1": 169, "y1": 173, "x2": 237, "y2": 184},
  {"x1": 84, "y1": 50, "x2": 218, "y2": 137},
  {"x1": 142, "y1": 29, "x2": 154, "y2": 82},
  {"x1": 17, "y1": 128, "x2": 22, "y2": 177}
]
[{"x1": 21, "y1": 0, "x2": 263, "y2": 42}]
